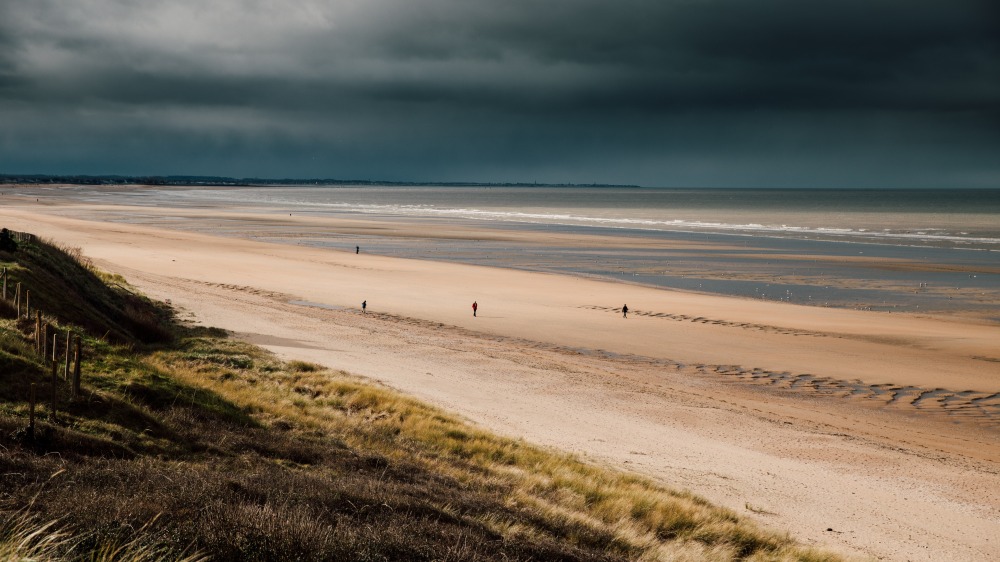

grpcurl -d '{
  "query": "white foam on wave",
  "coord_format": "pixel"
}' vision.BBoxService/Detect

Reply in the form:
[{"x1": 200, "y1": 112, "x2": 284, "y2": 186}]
[
  {"x1": 291, "y1": 201, "x2": 1000, "y2": 246},
  {"x1": 151, "y1": 188, "x2": 1000, "y2": 248}
]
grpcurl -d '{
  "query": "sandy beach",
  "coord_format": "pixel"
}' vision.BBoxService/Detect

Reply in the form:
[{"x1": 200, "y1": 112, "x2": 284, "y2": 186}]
[{"x1": 2, "y1": 198, "x2": 999, "y2": 560}]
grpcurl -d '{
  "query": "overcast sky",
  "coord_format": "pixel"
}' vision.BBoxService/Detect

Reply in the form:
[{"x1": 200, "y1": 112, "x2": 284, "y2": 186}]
[{"x1": 1, "y1": 0, "x2": 997, "y2": 187}]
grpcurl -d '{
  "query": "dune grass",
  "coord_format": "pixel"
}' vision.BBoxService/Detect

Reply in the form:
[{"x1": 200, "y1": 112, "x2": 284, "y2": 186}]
[
  {"x1": 0, "y1": 235, "x2": 841, "y2": 561},
  {"x1": 149, "y1": 339, "x2": 839, "y2": 561},
  {"x1": 0, "y1": 511, "x2": 208, "y2": 562}
]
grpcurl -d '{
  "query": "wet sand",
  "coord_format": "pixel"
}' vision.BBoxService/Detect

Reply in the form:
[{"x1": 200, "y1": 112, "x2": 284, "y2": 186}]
[
  {"x1": 18, "y1": 184, "x2": 1000, "y2": 319},
  {"x1": 2, "y1": 199, "x2": 999, "y2": 560}
]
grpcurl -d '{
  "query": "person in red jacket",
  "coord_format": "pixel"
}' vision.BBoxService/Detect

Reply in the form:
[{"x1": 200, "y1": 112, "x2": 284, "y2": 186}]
[{"x1": 472, "y1": 301, "x2": 478, "y2": 317}]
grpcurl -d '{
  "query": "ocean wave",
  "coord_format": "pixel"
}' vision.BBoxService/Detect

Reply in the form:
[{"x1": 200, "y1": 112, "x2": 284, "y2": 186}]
[
  {"x1": 291, "y1": 202, "x2": 1000, "y2": 246},
  {"x1": 157, "y1": 190, "x2": 1000, "y2": 247}
]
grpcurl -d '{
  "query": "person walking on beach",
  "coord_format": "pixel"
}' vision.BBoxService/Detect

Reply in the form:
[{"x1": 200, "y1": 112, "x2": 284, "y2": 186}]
[
  {"x1": 472, "y1": 301, "x2": 478, "y2": 317},
  {"x1": 622, "y1": 304, "x2": 628, "y2": 318},
  {"x1": 356, "y1": 245, "x2": 360, "y2": 254},
  {"x1": 362, "y1": 300, "x2": 367, "y2": 314}
]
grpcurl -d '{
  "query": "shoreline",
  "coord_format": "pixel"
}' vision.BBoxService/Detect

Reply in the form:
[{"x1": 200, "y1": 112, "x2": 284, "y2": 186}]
[
  {"x1": 2, "y1": 200, "x2": 1000, "y2": 560},
  {"x1": 9, "y1": 186, "x2": 1000, "y2": 321}
]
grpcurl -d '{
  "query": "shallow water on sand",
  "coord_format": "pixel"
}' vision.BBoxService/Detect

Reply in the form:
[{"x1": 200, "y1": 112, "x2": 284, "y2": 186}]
[
  {"x1": 38, "y1": 184, "x2": 1000, "y2": 247},
  {"x1": 29, "y1": 184, "x2": 1000, "y2": 319},
  {"x1": 299, "y1": 222, "x2": 1000, "y2": 316}
]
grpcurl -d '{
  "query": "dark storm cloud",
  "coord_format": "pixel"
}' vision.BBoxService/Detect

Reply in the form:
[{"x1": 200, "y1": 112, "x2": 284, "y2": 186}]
[{"x1": 0, "y1": 0, "x2": 997, "y2": 186}]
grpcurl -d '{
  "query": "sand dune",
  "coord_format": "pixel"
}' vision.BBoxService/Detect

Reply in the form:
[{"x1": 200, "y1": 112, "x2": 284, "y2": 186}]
[{"x1": 2, "y1": 203, "x2": 999, "y2": 561}]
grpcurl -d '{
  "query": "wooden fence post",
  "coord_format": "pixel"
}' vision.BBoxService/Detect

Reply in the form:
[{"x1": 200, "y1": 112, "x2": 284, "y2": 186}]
[
  {"x1": 25, "y1": 289, "x2": 30, "y2": 320},
  {"x1": 2, "y1": 267, "x2": 5, "y2": 300},
  {"x1": 52, "y1": 330, "x2": 58, "y2": 363},
  {"x1": 40, "y1": 319, "x2": 47, "y2": 358},
  {"x1": 50, "y1": 359, "x2": 57, "y2": 421},
  {"x1": 64, "y1": 330, "x2": 72, "y2": 381},
  {"x1": 35, "y1": 311, "x2": 41, "y2": 354},
  {"x1": 14, "y1": 283, "x2": 20, "y2": 317},
  {"x1": 72, "y1": 336, "x2": 82, "y2": 397},
  {"x1": 29, "y1": 383, "x2": 36, "y2": 437}
]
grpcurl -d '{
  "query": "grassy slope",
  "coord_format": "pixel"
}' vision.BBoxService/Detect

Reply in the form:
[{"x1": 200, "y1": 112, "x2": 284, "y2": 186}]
[{"x1": 0, "y1": 237, "x2": 840, "y2": 561}]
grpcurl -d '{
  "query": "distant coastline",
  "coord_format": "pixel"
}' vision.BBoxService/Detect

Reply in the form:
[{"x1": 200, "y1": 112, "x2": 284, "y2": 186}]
[{"x1": 0, "y1": 174, "x2": 639, "y2": 189}]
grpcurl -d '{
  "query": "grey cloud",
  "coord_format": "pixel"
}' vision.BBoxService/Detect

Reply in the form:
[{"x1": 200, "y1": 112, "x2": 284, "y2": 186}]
[{"x1": 0, "y1": 0, "x2": 997, "y2": 186}]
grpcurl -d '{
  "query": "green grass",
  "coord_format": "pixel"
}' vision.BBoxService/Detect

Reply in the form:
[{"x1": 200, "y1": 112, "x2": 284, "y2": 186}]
[
  {"x1": 1, "y1": 237, "x2": 172, "y2": 345},
  {"x1": 0, "y1": 235, "x2": 843, "y2": 561}
]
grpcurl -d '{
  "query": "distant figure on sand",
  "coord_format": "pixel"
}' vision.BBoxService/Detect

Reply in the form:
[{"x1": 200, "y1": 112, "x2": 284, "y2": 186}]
[
  {"x1": 472, "y1": 301, "x2": 478, "y2": 317},
  {"x1": 362, "y1": 300, "x2": 367, "y2": 314},
  {"x1": 622, "y1": 304, "x2": 628, "y2": 318},
  {"x1": 356, "y1": 245, "x2": 360, "y2": 254}
]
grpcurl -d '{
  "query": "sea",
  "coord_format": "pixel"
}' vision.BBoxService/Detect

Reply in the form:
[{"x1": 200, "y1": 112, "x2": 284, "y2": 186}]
[{"x1": 40, "y1": 185, "x2": 1000, "y2": 320}]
